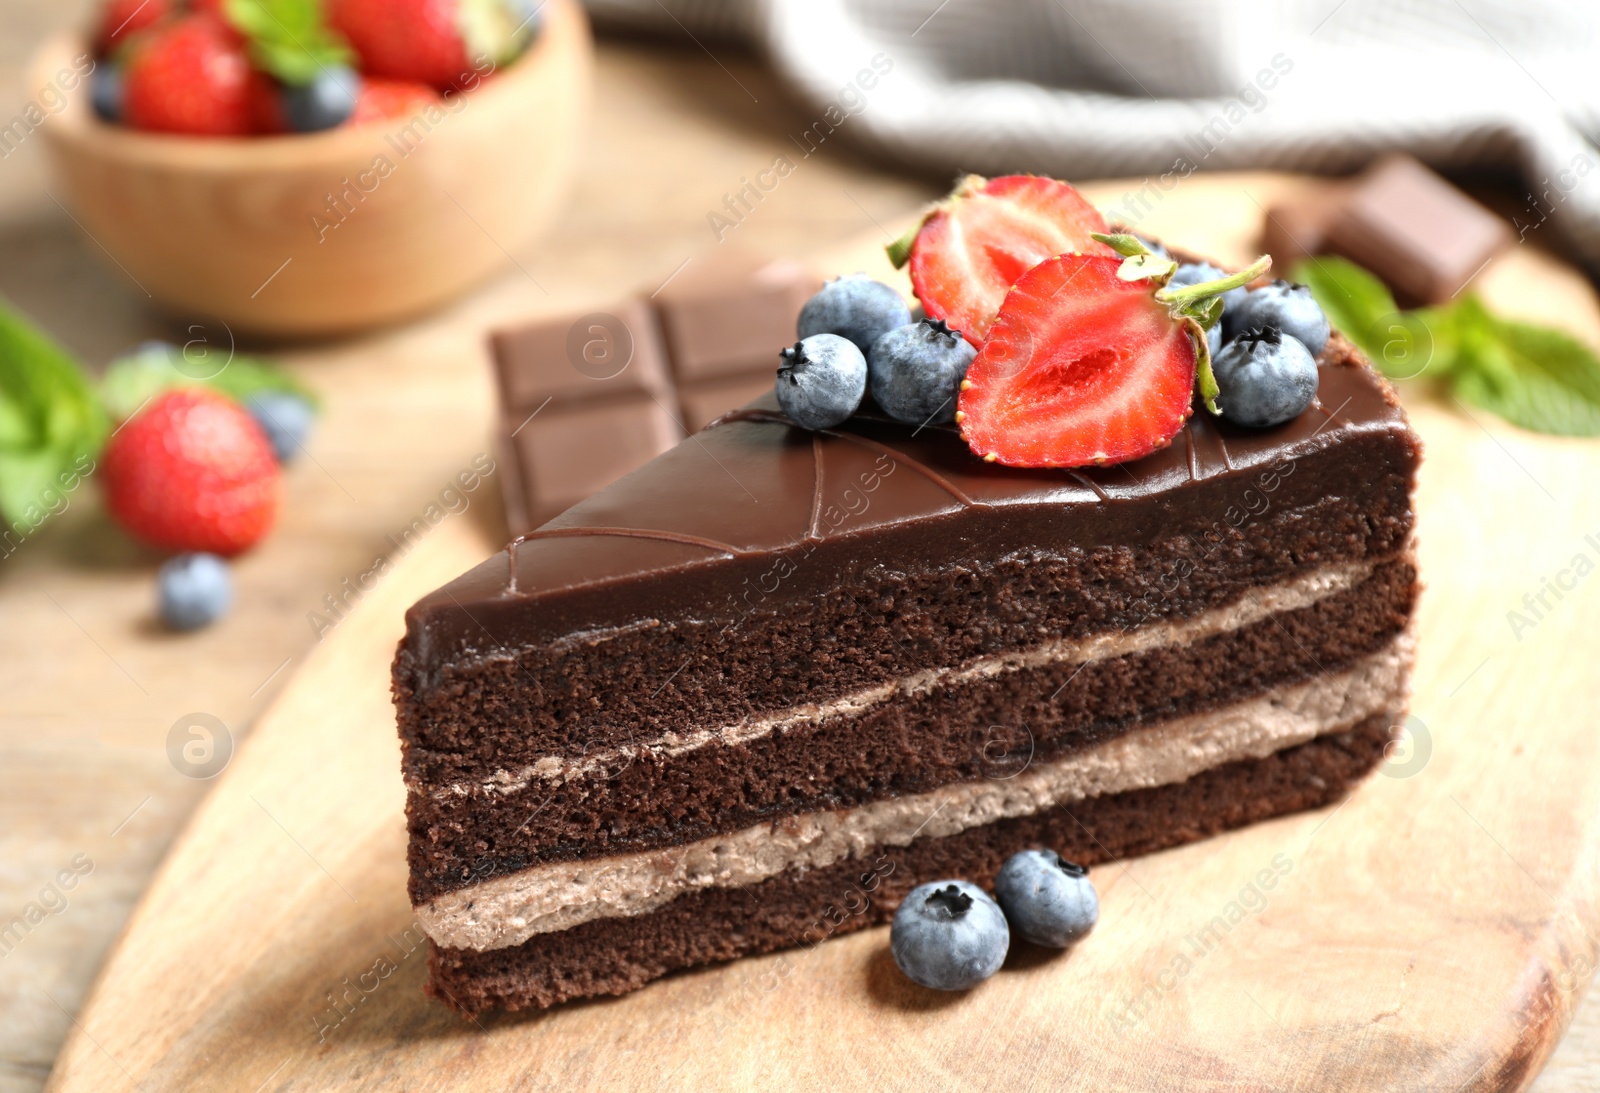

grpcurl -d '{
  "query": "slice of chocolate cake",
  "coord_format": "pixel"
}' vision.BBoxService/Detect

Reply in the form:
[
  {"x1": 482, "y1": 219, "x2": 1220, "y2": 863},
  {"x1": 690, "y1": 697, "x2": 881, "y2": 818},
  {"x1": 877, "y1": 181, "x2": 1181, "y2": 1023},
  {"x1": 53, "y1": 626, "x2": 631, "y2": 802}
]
[{"x1": 394, "y1": 329, "x2": 1420, "y2": 1015}]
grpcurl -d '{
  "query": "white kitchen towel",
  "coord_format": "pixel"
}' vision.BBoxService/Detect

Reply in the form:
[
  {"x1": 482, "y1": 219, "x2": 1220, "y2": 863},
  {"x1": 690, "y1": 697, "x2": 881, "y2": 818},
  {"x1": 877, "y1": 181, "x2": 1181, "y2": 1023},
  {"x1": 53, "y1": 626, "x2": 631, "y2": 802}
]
[{"x1": 584, "y1": 0, "x2": 1600, "y2": 272}]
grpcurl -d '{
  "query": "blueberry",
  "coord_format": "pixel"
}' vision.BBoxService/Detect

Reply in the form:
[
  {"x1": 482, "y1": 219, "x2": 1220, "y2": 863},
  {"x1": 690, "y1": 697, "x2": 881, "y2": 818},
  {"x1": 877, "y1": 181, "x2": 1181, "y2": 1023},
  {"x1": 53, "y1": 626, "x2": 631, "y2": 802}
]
[
  {"x1": 1225, "y1": 280, "x2": 1330, "y2": 355},
  {"x1": 283, "y1": 65, "x2": 361, "y2": 132},
  {"x1": 1211, "y1": 327, "x2": 1319, "y2": 428},
  {"x1": 246, "y1": 391, "x2": 314, "y2": 463},
  {"x1": 158, "y1": 553, "x2": 233, "y2": 631},
  {"x1": 797, "y1": 274, "x2": 912, "y2": 355},
  {"x1": 1169, "y1": 261, "x2": 1248, "y2": 322},
  {"x1": 867, "y1": 318, "x2": 976, "y2": 426},
  {"x1": 92, "y1": 63, "x2": 123, "y2": 123},
  {"x1": 775, "y1": 334, "x2": 866, "y2": 430},
  {"x1": 890, "y1": 880, "x2": 1009, "y2": 990},
  {"x1": 994, "y1": 850, "x2": 1099, "y2": 948}
]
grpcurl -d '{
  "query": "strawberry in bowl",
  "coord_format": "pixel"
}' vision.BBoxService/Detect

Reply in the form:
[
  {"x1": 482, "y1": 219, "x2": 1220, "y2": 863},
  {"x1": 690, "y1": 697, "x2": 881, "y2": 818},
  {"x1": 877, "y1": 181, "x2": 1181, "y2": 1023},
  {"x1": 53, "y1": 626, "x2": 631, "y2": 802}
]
[{"x1": 32, "y1": 0, "x2": 592, "y2": 334}]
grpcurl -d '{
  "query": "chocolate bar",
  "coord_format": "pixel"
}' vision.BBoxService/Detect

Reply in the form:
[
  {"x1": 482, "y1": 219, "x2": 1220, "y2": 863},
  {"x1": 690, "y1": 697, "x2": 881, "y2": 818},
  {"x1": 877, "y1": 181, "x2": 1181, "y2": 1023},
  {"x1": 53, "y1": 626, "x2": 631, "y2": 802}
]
[
  {"x1": 490, "y1": 253, "x2": 818, "y2": 534},
  {"x1": 1259, "y1": 154, "x2": 1511, "y2": 305}
]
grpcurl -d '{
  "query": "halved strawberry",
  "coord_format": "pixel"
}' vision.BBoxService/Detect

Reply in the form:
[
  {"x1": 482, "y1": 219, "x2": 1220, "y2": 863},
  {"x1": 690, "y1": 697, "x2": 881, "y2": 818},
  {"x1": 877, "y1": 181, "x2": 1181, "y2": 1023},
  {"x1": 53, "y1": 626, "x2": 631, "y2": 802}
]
[
  {"x1": 956, "y1": 238, "x2": 1269, "y2": 469},
  {"x1": 889, "y1": 174, "x2": 1116, "y2": 344}
]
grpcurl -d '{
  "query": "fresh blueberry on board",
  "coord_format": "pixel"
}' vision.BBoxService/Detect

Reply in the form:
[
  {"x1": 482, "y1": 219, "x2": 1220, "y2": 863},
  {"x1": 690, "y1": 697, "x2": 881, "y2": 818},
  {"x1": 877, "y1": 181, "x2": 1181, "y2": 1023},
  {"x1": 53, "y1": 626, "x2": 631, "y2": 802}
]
[
  {"x1": 1169, "y1": 261, "x2": 1248, "y2": 317},
  {"x1": 92, "y1": 63, "x2": 123, "y2": 123},
  {"x1": 890, "y1": 879, "x2": 1010, "y2": 990},
  {"x1": 994, "y1": 850, "x2": 1099, "y2": 948},
  {"x1": 283, "y1": 64, "x2": 362, "y2": 133},
  {"x1": 1225, "y1": 280, "x2": 1331, "y2": 355},
  {"x1": 797, "y1": 274, "x2": 913, "y2": 355},
  {"x1": 867, "y1": 318, "x2": 977, "y2": 426},
  {"x1": 245, "y1": 391, "x2": 315, "y2": 464},
  {"x1": 158, "y1": 552, "x2": 233, "y2": 631},
  {"x1": 1211, "y1": 327, "x2": 1320, "y2": 428},
  {"x1": 775, "y1": 334, "x2": 866, "y2": 430}
]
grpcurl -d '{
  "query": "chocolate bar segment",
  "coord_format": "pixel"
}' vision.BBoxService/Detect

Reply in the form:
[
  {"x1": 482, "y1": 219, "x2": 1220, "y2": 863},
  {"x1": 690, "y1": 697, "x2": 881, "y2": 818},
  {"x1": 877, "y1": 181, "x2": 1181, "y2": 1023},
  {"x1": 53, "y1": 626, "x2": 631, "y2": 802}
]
[
  {"x1": 1324, "y1": 155, "x2": 1511, "y2": 304},
  {"x1": 652, "y1": 253, "x2": 817, "y2": 382},
  {"x1": 491, "y1": 254, "x2": 821, "y2": 534},
  {"x1": 509, "y1": 399, "x2": 681, "y2": 528},
  {"x1": 491, "y1": 297, "x2": 673, "y2": 411},
  {"x1": 491, "y1": 299, "x2": 683, "y2": 534}
]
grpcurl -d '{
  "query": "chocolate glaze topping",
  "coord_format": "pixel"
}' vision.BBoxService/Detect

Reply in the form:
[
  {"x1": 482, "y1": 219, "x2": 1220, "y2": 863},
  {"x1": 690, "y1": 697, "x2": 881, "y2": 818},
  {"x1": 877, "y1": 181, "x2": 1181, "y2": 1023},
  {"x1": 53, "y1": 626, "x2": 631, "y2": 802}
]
[{"x1": 403, "y1": 334, "x2": 1415, "y2": 660}]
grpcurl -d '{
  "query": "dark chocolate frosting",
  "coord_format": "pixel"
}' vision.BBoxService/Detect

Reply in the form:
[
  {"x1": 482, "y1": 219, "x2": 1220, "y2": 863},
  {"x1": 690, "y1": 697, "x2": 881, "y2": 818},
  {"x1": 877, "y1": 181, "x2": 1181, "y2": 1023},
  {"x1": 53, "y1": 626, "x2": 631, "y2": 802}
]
[{"x1": 404, "y1": 335, "x2": 1414, "y2": 660}]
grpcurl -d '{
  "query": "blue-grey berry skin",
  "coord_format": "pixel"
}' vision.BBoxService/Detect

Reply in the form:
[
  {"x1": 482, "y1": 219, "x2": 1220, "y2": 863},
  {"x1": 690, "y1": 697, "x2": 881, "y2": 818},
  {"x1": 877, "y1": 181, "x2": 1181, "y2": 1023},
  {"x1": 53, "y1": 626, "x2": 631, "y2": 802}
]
[
  {"x1": 246, "y1": 391, "x2": 314, "y2": 464},
  {"x1": 1205, "y1": 322, "x2": 1222, "y2": 358},
  {"x1": 92, "y1": 64, "x2": 123, "y2": 123},
  {"x1": 994, "y1": 851, "x2": 1099, "y2": 948},
  {"x1": 890, "y1": 880, "x2": 1009, "y2": 990},
  {"x1": 158, "y1": 553, "x2": 233, "y2": 631},
  {"x1": 1211, "y1": 328, "x2": 1319, "y2": 428},
  {"x1": 1170, "y1": 261, "x2": 1248, "y2": 325},
  {"x1": 798, "y1": 275, "x2": 912, "y2": 355},
  {"x1": 284, "y1": 65, "x2": 361, "y2": 132},
  {"x1": 867, "y1": 319, "x2": 976, "y2": 425},
  {"x1": 1225, "y1": 280, "x2": 1330, "y2": 355},
  {"x1": 775, "y1": 334, "x2": 866, "y2": 430}
]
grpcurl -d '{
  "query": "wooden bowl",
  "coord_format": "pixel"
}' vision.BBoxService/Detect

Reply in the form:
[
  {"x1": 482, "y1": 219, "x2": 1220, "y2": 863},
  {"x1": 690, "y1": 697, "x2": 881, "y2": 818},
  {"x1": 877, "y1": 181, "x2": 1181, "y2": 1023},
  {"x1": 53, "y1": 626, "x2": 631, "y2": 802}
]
[{"x1": 29, "y1": 0, "x2": 592, "y2": 338}]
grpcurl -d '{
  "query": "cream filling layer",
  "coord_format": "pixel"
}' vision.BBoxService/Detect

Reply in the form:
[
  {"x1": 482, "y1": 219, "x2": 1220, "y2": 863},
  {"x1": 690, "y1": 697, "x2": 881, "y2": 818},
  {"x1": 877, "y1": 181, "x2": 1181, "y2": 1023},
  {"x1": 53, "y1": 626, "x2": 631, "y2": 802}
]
[
  {"x1": 417, "y1": 632, "x2": 1411, "y2": 952},
  {"x1": 430, "y1": 560, "x2": 1375, "y2": 800}
]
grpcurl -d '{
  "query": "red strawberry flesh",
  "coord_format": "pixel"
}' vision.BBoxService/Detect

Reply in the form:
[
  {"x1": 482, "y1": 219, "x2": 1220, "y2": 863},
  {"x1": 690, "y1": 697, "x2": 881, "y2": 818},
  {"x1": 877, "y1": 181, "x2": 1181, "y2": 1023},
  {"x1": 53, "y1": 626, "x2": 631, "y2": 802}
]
[
  {"x1": 122, "y1": 14, "x2": 253, "y2": 136},
  {"x1": 958, "y1": 253, "x2": 1196, "y2": 468},
  {"x1": 103, "y1": 388, "x2": 280, "y2": 555},
  {"x1": 907, "y1": 175, "x2": 1116, "y2": 344}
]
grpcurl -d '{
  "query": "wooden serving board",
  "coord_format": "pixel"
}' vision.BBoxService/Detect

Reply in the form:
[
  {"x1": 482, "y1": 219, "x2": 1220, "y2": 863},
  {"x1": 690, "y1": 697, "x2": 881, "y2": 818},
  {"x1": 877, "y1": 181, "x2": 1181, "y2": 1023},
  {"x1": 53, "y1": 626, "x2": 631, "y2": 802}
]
[{"x1": 44, "y1": 201, "x2": 1600, "y2": 1092}]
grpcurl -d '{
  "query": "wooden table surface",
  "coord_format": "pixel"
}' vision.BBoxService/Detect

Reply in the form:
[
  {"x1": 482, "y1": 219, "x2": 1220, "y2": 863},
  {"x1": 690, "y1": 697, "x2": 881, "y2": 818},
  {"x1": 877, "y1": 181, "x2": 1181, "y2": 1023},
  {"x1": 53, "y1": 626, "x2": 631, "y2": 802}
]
[{"x1": 2, "y1": 7, "x2": 1599, "y2": 1090}]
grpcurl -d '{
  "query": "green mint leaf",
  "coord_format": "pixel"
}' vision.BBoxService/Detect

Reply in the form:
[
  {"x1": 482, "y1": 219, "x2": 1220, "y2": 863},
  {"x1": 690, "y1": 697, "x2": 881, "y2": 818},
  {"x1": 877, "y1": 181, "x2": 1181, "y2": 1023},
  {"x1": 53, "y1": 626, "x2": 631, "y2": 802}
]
[
  {"x1": 223, "y1": 0, "x2": 353, "y2": 87},
  {"x1": 1450, "y1": 298, "x2": 1600, "y2": 436},
  {"x1": 0, "y1": 299, "x2": 107, "y2": 537},
  {"x1": 1297, "y1": 256, "x2": 1600, "y2": 435},
  {"x1": 1293, "y1": 256, "x2": 1454, "y2": 381},
  {"x1": 100, "y1": 343, "x2": 318, "y2": 423}
]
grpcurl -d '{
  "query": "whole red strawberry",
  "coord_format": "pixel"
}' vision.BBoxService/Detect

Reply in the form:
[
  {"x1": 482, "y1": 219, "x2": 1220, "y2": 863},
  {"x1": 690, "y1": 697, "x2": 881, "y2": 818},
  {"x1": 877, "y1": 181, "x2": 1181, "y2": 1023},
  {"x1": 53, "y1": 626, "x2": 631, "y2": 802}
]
[
  {"x1": 103, "y1": 388, "x2": 280, "y2": 555},
  {"x1": 890, "y1": 175, "x2": 1117, "y2": 345},
  {"x1": 348, "y1": 77, "x2": 441, "y2": 124},
  {"x1": 122, "y1": 14, "x2": 253, "y2": 136},
  {"x1": 328, "y1": 0, "x2": 525, "y2": 91},
  {"x1": 956, "y1": 237, "x2": 1269, "y2": 469},
  {"x1": 94, "y1": 0, "x2": 175, "y2": 55}
]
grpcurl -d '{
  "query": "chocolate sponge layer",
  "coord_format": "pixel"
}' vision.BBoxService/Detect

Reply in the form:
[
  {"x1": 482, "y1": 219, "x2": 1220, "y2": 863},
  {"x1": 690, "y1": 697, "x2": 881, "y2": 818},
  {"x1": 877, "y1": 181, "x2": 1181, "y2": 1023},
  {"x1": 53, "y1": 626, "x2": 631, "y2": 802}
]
[
  {"x1": 426, "y1": 714, "x2": 1395, "y2": 1016},
  {"x1": 406, "y1": 555, "x2": 1416, "y2": 902}
]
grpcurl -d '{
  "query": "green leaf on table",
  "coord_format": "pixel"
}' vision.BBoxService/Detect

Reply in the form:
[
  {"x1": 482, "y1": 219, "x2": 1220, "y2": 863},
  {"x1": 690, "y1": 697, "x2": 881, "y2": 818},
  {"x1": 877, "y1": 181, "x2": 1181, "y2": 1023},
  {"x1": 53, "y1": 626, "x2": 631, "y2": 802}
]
[
  {"x1": 100, "y1": 342, "x2": 318, "y2": 423},
  {"x1": 1451, "y1": 297, "x2": 1600, "y2": 436},
  {"x1": 1294, "y1": 256, "x2": 1600, "y2": 435},
  {"x1": 223, "y1": 0, "x2": 353, "y2": 87},
  {"x1": 1292, "y1": 256, "x2": 1457, "y2": 382},
  {"x1": 0, "y1": 299, "x2": 107, "y2": 537}
]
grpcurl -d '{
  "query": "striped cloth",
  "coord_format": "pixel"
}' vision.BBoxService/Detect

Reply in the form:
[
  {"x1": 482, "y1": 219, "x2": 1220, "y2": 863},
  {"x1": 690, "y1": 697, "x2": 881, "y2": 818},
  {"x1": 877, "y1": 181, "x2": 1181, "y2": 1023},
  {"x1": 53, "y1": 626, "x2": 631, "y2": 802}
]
[{"x1": 585, "y1": 0, "x2": 1600, "y2": 271}]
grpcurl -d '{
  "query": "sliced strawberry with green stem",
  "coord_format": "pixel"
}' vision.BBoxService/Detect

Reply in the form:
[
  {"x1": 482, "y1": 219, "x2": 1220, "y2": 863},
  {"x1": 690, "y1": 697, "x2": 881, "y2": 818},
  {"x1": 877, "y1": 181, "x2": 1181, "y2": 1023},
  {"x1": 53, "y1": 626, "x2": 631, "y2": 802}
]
[
  {"x1": 956, "y1": 236, "x2": 1269, "y2": 469},
  {"x1": 888, "y1": 174, "x2": 1116, "y2": 344}
]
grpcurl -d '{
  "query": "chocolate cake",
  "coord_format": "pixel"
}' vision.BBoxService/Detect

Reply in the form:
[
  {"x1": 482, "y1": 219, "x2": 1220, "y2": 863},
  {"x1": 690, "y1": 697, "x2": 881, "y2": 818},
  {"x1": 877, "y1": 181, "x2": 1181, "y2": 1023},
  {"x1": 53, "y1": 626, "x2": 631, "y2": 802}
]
[{"x1": 394, "y1": 328, "x2": 1420, "y2": 1015}]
